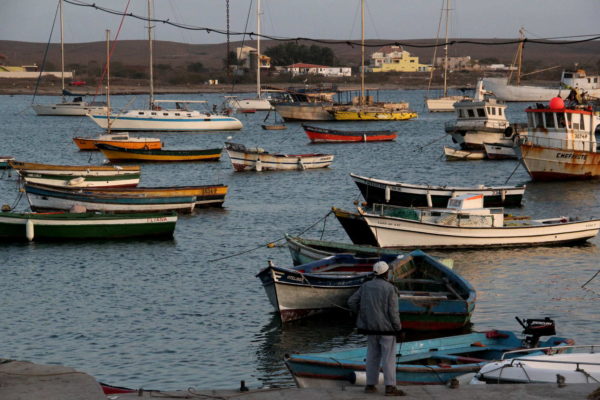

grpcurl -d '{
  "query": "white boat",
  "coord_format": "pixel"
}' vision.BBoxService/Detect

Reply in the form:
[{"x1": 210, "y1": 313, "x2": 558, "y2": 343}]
[
  {"x1": 443, "y1": 146, "x2": 486, "y2": 161},
  {"x1": 483, "y1": 142, "x2": 518, "y2": 160},
  {"x1": 519, "y1": 96, "x2": 600, "y2": 180},
  {"x1": 224, "y1": 142, "x2": 334, "y2": 172},
  {"x1": 425, "y1": 0, "x2": 472, "y2": 112},
  {"x1": 31, "y1": 0, "x2": 108, "y2": 117},
  {"x1": 88, "y1": 1, "x2": 242, "y2": 132},
  {"x1": 472, "y1": 345, "x2": 600, "y2": 384},
  {"x1": 445, "y1": 80, "x2": 523, "y2": 150},
  {"x1": 358, "y1": 193, "x2": 600, "y2": 249},
  {"x1": 224, "y1": 0, "x2": 273, "y2": 112}
]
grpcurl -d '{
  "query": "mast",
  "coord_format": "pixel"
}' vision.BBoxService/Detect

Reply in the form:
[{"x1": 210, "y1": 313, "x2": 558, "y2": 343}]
[
  {"x1": 442, "y1": 0, "x2": 449, "y2": 97},
  {"x1": 60, "y1": 0, "x2": 65, "y2": 100},
  {"x1": 516, "y1": 27, "x2": 525, "y2": 86},
  {"x1": 256, "y1": 0, "x2": 261, "y2": 99},
  {"x1": 106, "y1": 29, "x2": 111, "y2": 134},
  {"x1": 360, "y1": 0, "x2": 365, "y2": 105},
  {"x1": 147, "y1": 0, "x2": 154, "y2": 108}
]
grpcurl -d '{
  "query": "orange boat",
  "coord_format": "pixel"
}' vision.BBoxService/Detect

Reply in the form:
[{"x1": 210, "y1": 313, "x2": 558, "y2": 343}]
[{"x1": 73, "y1": 133, "x2": 162, "y2": 151}]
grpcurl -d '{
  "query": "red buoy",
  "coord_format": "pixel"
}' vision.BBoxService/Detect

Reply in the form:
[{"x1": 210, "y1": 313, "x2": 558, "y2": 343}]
[{"x1": 549, "y1": 97, "x2": 565, "y2": 110}]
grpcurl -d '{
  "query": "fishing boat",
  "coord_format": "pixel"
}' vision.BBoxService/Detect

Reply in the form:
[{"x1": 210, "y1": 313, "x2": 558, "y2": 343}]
[
  {"x1": 483, "y1": 142, "x2": 518, "y2": 160},
  {"x1": 0, "y1": 210, "x2": 177, "y2": 241},
  {"x1": 444, "y1": 146, "x2": 486, "y2": 160},
  {"x1": 9, "y1": 161, "x2": 141, "y2": 188},
  {"x1": 358, "y1": 193, "x2": 600, "y2": 249},
  {"x1": 73, "y1": 184, "x2": 228, "y2": 208},
  {"x1": 302, "y1": 124, "x2": 397, "y2": 143},
  {"x1": 332, "y1": 206, "x2": 379, "y2": 246},
  {"x1": 261, "y1": 123, "x2": 287, "y2": 131},
  {"x1": 73, "y1": 133, "x2": 162, "y2": 151},
  {"x1": 444, "y1": 80, "x2": 523, "y2": 150},
  {"x1": 257, "y1": 250, "x2": 475, "y2": 328},
  {"x1": 471, "y1": 345, "x2": 600, "y2": 384},
  {"x1": 519, "y1": 96, "x2": 600, "y2": 180},
  {"x1": 96, "y1": 143, "x2": 222, "y2": 163},
  {"x1": 224, "y1": 142, "x2": 334, "y2": 172},
  {"x1": 0, "y1": 156, "x2": 15, "y2": 169},
  {"x1": 31, "y1": 0, "x2": 108, "y2": 117},
  {"x1": 24, "y1": 183, "x2": 197, "y2": 214},
  {"x1": 284, "y1": 234, "x2": 403, "y2": 266},
  {"x1": 87, "y1": 1, "x2": 242, "y2": 132},
  {"x1": 285, "y1": 317, "x2": 572, "y2": 387},
  {"x1": 425, "y1": 0, "x2": 472, "y2": 112},
  {"x1": 350, "y1": 173, "x2": 525, "y2": 207}
]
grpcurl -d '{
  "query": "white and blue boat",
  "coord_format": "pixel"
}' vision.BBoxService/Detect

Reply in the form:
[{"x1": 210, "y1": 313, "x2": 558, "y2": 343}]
[{"x1": 285, "y1": 318, "x2": 573, "y2": 387}]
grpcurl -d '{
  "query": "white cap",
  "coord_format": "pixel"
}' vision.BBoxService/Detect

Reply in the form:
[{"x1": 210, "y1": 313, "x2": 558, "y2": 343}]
[{"x1": 373, "y1": 261, "x2": 389, "y2": 276}]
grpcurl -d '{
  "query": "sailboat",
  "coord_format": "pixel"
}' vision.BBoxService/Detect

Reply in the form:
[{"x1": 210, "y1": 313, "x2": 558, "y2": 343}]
[
  {"x1": 87, "y1": 0, "x2": 242, "y2": 132},
  {"x1": 329, "y1": 0, "x2": 417, "y2": 121},
  {"x1": 32, "y1": 0, "x2": 109, "y2": 116},
  {"x1": 425, "y1": 0, "x2": 470, "y2": 112},
  {"x1": 225, "y1": 0, "x2": 273, "y2": 112}
]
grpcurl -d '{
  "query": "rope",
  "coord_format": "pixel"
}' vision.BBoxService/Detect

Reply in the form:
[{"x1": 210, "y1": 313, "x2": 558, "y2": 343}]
[
  {"x1": 415, "y1": 134, "x2": 447, "y2": 152},
  {"x1": 208, "y1": 210, "x2": 332, "y2": 262},
  {"x1": 32, "y1": 2, "x2": 60, "y2": 105},
  {"x1": 582, "y1": 270, "x2": 600, "y2": 288},
  {"x1": 504, "y1": 159, "x2": 523, "y2": 184}
]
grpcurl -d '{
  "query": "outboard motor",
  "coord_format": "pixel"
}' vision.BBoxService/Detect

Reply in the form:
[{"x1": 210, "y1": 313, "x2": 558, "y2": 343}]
[{"x1": 515, "y1": 316, "x2": 556, "y2": 348}]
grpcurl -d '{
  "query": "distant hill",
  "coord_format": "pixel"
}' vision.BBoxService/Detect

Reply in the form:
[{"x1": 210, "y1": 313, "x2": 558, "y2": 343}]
[{"x1": 1, "y1": 39, "x2": 599, "y2": 73}]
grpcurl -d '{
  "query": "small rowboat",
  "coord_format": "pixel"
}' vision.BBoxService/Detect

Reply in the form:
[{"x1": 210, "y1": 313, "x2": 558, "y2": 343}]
[
  {"x1": 0, "y1": 211, "x2": 177, "y2": 241},
  {"x1": 444, "y1": 146, "x2": 486, "y2": 160},
  {"x1": 73, "y1": 133, "x2": 162, "y2": 151},
  {"x1": 302, "y1": 124, "x2": 397, "y2": 143},
  {"x1": 224, "y1": 142, "x2": 334, "y2": 172},
  {"x1": 9, "y1": 160, "x2": 141, "y2": 188},
  {"x1": 483, "y1": 142, "x2": 518, "y2": 160},
  {"x1": 261, "y1": 124, "x2": 287, "y2": 130},
  {"x1": 96, "y1": 143, "x2": 222, "y2": 162}
]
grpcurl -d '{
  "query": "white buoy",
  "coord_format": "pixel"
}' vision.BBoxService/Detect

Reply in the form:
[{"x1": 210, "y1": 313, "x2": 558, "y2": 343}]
[
  {"x1": 255, "y1": 159, "x2": 262, "y2": 172},
  {"x1": 25, "y1": 219, "x2": 34, "y2": 241},
  {"x1": 384, "y1": 185, "x2": 391, "y2": 203}
]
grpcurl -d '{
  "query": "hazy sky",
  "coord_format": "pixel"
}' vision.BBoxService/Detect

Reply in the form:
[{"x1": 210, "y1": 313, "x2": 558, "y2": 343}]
[{"x1": 1, "y1": 0, "x2": 599, "y2": 45}]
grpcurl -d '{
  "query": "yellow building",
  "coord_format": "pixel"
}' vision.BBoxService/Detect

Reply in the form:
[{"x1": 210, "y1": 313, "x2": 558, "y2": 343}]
[{"x1": 369, "y1": 46, "x2": 431, "y2": 73}]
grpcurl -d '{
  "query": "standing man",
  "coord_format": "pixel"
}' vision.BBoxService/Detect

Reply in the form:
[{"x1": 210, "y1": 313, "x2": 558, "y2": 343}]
[{"x1": 348, "y1": 260, "x2": 404, "y2": 396}]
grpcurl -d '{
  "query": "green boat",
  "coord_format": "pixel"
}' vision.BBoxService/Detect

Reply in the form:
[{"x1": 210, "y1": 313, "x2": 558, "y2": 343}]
[{"x1": 0, "y1": 211, "x2": 177, "y2": 241}]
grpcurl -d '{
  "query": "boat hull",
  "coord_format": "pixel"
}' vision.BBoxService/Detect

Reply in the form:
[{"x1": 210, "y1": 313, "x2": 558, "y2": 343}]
[
  {"x1": 302, "y1": 125, "x2": 397, "y2": 143},
  {"x1": 332, "y1": 207, "x2": 379, "y2": 246},
  {"x1": 227, "y1": 97, "x2": 273, "y2": 111},
  {"x1": 444, "y1": 147, "x2": 486, "y2": 160},
  {"x1": 350, "y1": 174, "x2": 524, "y2": 208},
  {"x1": 274, "y1": 103, "x2": 335, "y2": 122},
  {"x1": 425, "y1": 96, "x2": 465, "y2": 112},
  {"x1": 32, "y1": 103, "x2": 108, "y2": 116},
  {"x1": 9, "y1": 161, "x2": 140, "y2": 175},
  {"x1": 361, "y1": 213, "x2": 600, "y2": 249},
  {"x1": 19, "y1": 172, "x2": 140, "y2": 188},
  {"x1": 481, "y1": 77, "x2": 564, "y2": 102},
  {"x1": 483, "y1": 143, "x2": 518, "y2": 160},
  {"x1": 225, "y1": 143, "x2": 333, "y2": 172},
  {"x1": 88, "y1": 113, "x2": 243, "y2": 131},
  {"x1": 520, "y1": 143, "x2": 600, "y2": 181},
  {"x1": 0, "y1": 212, "x2": 176, "y2": 241},
  {"x1": 332, "y1": 110, "x2": 417, "y2": 121},
  {"x1": 96, "y1": 144, "x2": 222, "y2": 162},
  {"x1": 73, "y1": 137, "x2": 162, "y2": 151}
]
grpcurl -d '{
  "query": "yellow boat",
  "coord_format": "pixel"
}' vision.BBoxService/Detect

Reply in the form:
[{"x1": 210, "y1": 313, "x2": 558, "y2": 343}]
[
  {"x1": 96, "y1": 144, "x2": 222, "y2": 162},
  {"x1": 332, "y1": 109, "x2": 418, "y2": 121}
]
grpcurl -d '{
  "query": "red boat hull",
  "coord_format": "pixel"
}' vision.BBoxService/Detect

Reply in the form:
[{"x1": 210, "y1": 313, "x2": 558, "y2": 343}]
[{"x1": 303, "y1": 125, "x2": 397, "y2": 143}]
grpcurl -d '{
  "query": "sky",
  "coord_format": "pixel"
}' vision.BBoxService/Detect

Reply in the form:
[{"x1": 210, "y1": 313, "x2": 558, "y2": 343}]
[{"x1": 0, "y1": 0, "x2": 599, "y2": 45}]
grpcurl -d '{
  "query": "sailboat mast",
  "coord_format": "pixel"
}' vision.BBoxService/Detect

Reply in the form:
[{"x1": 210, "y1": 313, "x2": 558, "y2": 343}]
[
  {"x1": 360, "y1": 0, "x2": 365, "y2": 106},
  {"x1": 147, "y1": 0, "x2": 154, "y2": 108},
  {"x1": 516, "y1": 27, "x2": 524, "y2": 86},
  {"x1": 106, "y1": 29, "x2": 111, "y2": 134},
  {"x1": 60, "y1": 0, "x2": 65, "y2": 99},
  {"x1": 256, "y1": 0, "x2": 261, "y2": 99},
  {"x1": 442, "y1": 0, "x2": 449, "y2": 97}
]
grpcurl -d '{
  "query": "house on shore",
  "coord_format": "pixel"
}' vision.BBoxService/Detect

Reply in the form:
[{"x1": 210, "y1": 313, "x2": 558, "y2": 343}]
[
  {"x1": 283, "y1": 63, "x2": 352, "y2": 77},
  {"x1": 369, "y1": 46, "x2": 431, "y2": 72}
]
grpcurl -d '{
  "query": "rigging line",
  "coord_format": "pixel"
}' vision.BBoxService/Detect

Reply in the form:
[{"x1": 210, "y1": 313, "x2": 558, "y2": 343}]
[
  {"x1": 582, "y1": 270, "x2": 600, "y2": 288},
  {"x1": 229, "y1": 0, "x2": 254, "y2": 94},
  {"x1": 61, "y1": 0, "x2": 600, "y2": 47},
  {"x1": 427, "y1": 0, "x2": 445, "y2": 94},
  {"x1": 32, "y1": 0, "x2": 60, "y2": 105}
]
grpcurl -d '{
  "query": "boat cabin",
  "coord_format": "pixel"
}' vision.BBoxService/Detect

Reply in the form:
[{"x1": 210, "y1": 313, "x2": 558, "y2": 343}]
[
  {"x1": 561, "y1": 69, "x2": 600, "y2": 92},
  {"x1": 452, "y1": 97, "x2": 510, "y2": 130},
  {"x1": 525, "y1": 98, "x2": 600, "y2": 152}
]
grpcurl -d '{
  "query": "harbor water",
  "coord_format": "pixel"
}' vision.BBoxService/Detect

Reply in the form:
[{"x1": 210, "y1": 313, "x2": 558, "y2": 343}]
[{"x1": 0, "y1": 90, "x2": 599, "y2": 390}]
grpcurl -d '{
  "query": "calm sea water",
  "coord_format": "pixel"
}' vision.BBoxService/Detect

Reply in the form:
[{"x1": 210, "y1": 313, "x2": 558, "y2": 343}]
[{"x1": 1, "y1": 90, "x2": 599, "y2": 390}]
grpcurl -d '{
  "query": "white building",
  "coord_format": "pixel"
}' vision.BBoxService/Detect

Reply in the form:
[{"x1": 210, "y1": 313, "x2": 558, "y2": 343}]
[{"x1": 284, "y1": 63, "x2": 351, "y2": 77}]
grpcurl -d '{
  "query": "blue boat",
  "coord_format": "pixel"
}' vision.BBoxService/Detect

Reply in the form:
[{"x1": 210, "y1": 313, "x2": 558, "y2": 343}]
[
  {"x1": 257, "y1": 250, "x2": 475, "y2": 330},
  {"x1": 285, "y1": 318, "x2": 572, "y2": 387}
]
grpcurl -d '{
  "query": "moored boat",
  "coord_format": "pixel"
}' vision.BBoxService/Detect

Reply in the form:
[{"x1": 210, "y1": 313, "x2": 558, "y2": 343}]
[
  {"x1": 9, "y1": 160, "x2": 141, "y2": 188},
  {"x1": 302, "y1": 124, "x2": 397, "y2": 143},
  {"x1": 358, "y1": 193, "x2": 600, "y2": 249},
  {"x1": 224, "y1": 142, "x2": 334, "y2": 172},
  {"x1": 285, "y1": 318, "x2": 572, "y2": 387},
  {"x1": 96, "y1": 143, "x2": 222, "y2": 163},
  {"x1": 483, "y1": 142, "x2": 518, "y2": 160},
  {"x1": 330, "y1": 108, "x2": 417, "y2": 121},
  {"x1": 0, "y1": 156, "x2": 15, "y2": 169},
  {"x1": 519, "y1": 96, "x2": 600, "y2": 180},
  {"x1": 24, "y1": 183, "x2": 197, "y2": 214},
  {"x1": 444, "y1": 146, "x2": 486, "y2": 160},
  {"x1": 73, "y1": 133, "x2": 162, "y2": 151},
  {"x1": 0, "y1": 210, "x2": 177, "y2": 241},
  {"x1": 332, "y1": 206, "x2": 379, "y2": 246},
  {"x1": 350, "y1": 173, "x2": 525, "y2": 207},
  {"x1": 257, "y1": 250, "x2": 475, "y2": 328}
]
